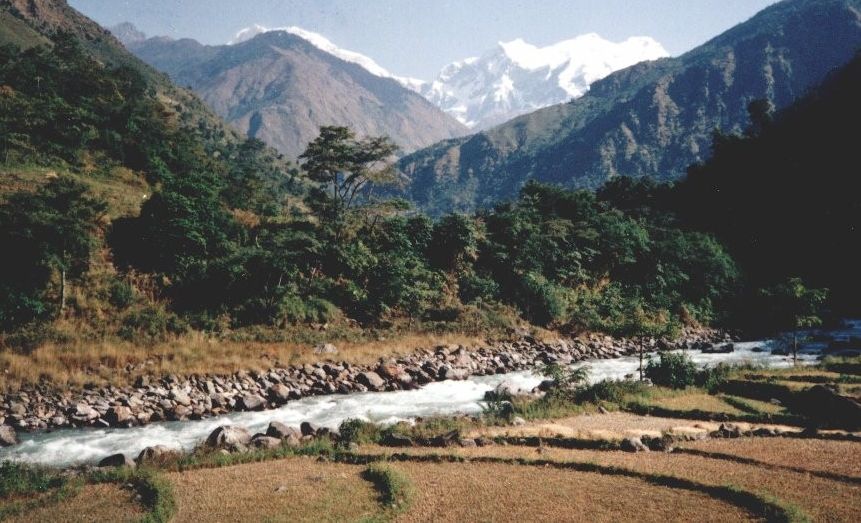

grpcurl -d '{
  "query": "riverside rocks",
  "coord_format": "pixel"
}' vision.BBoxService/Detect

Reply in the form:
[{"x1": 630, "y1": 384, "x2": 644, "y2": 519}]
[
  {"x1": 207, "y1": 425, "x2": 252, "y2": 448},
  {"x1": 0, "y1": 425, "x2": 17, "y2": 446},
  {"x1": 0, "y1": 326, "x2": 728, "y2": 434}
]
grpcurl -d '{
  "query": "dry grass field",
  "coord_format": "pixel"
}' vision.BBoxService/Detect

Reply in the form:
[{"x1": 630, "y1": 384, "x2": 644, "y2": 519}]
[
  {"x1": 166, "y1": 457, "x2": 380, "y2": 523},
  {"x1": 5, "y1": 483, "x2": 145, "y2": 523},
  {"x1": 388, "y1": 460, "x2": 756, "y2": 523}
]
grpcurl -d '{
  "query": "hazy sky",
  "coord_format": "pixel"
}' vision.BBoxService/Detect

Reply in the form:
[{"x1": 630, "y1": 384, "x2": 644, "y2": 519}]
[{"x1": 70, "y1": 0, "x2": 781, "y2": 79}]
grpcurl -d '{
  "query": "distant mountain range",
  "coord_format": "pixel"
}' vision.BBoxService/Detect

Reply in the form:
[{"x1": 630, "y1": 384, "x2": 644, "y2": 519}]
[
  {"x1": 396, "y1": 0, "x2": 861, "y2": 215},
  {"x1": 415, "y1": 34, "x2": 668, "y2": 130},
  {"x1": 119, "y1": 26, "x2": 467, "y2": 158}
]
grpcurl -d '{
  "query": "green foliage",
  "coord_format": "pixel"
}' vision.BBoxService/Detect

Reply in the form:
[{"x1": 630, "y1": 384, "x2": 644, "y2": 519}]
[
  {"x1": 363, "y1": 463, "x2": 413, "y2": 511},
  {"x1": 645, "y1": 352, "x2": 700, "y2": 389},
  {"x1": 0, "y1": 461, "x2": 65, "y2": 498},
  {"x1": 118, "y1": 306, "x2": 187, "y2": 343},
  {"x1": 338, "y1": 418, "x2": 383, "y2": 446},
  {"x1": 0, "y1": 177, "x2": 106, "y2": 328},
  {"x1": 576, "y1": 379, "x2": 650, "y2": 404}
]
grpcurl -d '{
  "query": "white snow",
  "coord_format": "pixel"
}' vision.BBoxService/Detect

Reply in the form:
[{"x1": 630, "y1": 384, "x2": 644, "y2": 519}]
[
  {"x1": 228, "y1": 24, "x2": 423, "y2": 88},
  {"x1": 421, "y1": 33, "x2": 669, "y2": 129}
]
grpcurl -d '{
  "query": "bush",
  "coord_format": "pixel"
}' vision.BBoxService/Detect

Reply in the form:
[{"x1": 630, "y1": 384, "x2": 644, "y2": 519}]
[
  {"x1": 698, "y1": 363, "x2": 733, "y2": 392},
  {"x1": 108, "y1": 280, "x2": 135, "y2": 309},
  {"x1": 0, "y1": 462, "x2": 65, "y2": 497},
  {"x1": 363, "y1": 463, "x2": 413, "y2": 510},
  {"x1": 645, "y1": 352, "x2": 699, "y2": 389},
  {"x1": 338, "y1": 418, "x2": 382, "y2": 446},
  {"x1": 576, "y1": 379, "x2": 650, "y2": 404},
  {"x1": 119, "y1": 306, "x2": 187, "y2": 343},
  {"x1": 2, "y1": 322, "x2": 67, "y2": 353}
]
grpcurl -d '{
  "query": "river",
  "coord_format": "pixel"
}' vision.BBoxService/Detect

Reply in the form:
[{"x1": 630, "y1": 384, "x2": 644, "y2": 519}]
[{"x1": 3, "y1": 321, "x2": 858, "y2": 468}]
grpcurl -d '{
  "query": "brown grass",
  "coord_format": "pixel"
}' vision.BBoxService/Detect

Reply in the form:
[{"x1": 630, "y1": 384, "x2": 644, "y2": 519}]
[
  {"x1": 361, "y1": 439, "x2": 861, "y2": 522},
  {"x1": 0, "y1": 331, "x2": 485, "y2": 390},
  {"x1": 166, "y1": 456, "x2": 381, "y2": 522},
  {"x1": 681, "y1": 437, "x2": 861, "y2": 479},
  {"x1": 4, "y1": 483, "x2": 145, "y2": 523},
  {"x1": 389, "y1": 460, "x2": 756, "y2": 522},
  {"x1": 646, "y1": 392, "x2": 746, "y2": 415}
]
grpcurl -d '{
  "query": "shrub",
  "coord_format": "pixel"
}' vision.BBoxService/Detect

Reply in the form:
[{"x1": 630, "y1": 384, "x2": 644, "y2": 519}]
[
  {"x1": 118, "y1": 306, "x2": 187, "y2": 343},
  {"x1": 338, "y1": 418, "x2": 382, "y2": 446},
  {"x1": 645, "y1": 352, "x2": 699, "y2": 389},
  {"x1": 363, "y1": 463, "x2": 413, "y2": 510},
  {"x1": 0, "y1": 462, "x2": 65, "y2": 497},
  {"x1": 576, "y1": 379, "x2": 650, "y2": 404},
  {"x1": 698, "y1": 363, "x2": 733, "y2": 392},
  {"x1": 107, "y1": 280, "x2": 135, "y2": 309}
]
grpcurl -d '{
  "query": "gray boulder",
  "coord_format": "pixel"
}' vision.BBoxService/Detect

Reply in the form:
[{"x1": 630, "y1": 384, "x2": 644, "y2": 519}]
[
  {"x1": 0, "y1": 425, "x2": 17, "y2": 447},
  {"x1": 137, "y1": 445, "x2": 178, "y2": 464},
  {"x1": 106, "y1": 406, "x2": 133, "y2": 426},
  {"x1": 620, "y1": 437, "x2": 649, "y2": 453},
  {"x1": 314, "y1": 343, "x2": 338, "y2": 355},
  {"x1": 251, "y1": 435, "x2": 282, "y2": 450},
  {"x1": 239, "y1": 394, "x2": 267, "y2": 411},
  {"x1": 267, "y1": 421, "x2": 301, "y2": 440},
  {"x1": 300, "y1": 421, "x2": 320, "y2": 437},
  {"x1": 268, "y1": 384, "x2": 292, "y2": 404},
  {"x1": 98, "y1": 453, "x2": 136, "y2": 468},
  {"x1": 206, "y1": 425, "x2": 252, "y2": 448},
  {"x1": 357, "y1": 371, "x2": 386, "y2": 390}
]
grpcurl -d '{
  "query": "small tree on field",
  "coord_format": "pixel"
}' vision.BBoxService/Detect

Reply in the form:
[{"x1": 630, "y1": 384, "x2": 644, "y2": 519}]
[{"x1": 760, "y1": 277, "x2": 828, "y2": 365}]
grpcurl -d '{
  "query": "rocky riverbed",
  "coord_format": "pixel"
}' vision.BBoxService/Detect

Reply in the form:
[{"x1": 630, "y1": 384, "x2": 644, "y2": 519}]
[{"x1": 0, "y1": 327, "x2": 731, "y2": 444}]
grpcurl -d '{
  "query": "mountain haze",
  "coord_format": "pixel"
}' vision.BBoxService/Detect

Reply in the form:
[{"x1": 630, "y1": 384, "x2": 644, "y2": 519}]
[
  {"x1": 124, "y1": 28, "x2": 468, "y2": 158},
  {"x1": 398, "y1": 0, "x2": 861, "y2": 215}
]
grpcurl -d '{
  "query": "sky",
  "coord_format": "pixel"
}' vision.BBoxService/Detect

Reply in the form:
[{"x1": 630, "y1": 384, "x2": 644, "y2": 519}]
[{"x1": 69, "y1": 0, "x2": 781, "y2": 80}]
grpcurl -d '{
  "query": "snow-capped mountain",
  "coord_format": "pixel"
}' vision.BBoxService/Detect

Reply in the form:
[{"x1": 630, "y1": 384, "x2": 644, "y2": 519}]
[
  {"x1": 227, "y1": 26, "x2": 668, "y2": 131},
  {"x1": 418, "y1": 33, "x2": 669, "y2": 129},
  {"x1": 228, "y1": 24, "x2": 424, "y2": 88}
]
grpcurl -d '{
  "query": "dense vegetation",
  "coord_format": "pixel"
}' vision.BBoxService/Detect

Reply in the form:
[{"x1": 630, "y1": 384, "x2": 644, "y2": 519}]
[{"x1": 0, "y1": 33, "x2": 848, "y2": 354}]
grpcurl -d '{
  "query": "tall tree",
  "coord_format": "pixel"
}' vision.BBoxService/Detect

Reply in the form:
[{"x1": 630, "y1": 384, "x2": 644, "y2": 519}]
[{"x1": 300, "y1": 126, "x2": 398, "y2": 239}]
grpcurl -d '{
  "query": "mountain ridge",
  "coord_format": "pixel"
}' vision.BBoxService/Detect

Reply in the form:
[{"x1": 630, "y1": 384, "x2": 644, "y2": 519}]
[
  {"x1": 124, "y1": 28, "x2": 468, "y2": 158},
  {"x1": 397, "y1": 0, "x2": 861, "y2": 215}
]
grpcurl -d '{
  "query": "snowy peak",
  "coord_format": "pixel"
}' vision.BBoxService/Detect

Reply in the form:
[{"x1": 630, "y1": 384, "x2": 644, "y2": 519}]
[
  {"x1": 423, "y1": 33, "x2": 669, "y2": 129},
  {"x1": 228, "y1": 24, "x2": 423, "y2": 87}
]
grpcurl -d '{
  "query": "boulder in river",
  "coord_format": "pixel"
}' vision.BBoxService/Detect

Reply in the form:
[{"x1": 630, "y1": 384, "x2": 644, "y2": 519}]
[
  {"x1": 701, "y1": 343, "x2": 734, "y2": 354},
  {"x1": 0, "y1": 425, "x2": 17, "y2": 447},
  {"x1": 268, "y1": 384, "x2": 292, "y2": 404},
  {"x1": 106, "y1": 406, "x2": 133, "y2": 426}
]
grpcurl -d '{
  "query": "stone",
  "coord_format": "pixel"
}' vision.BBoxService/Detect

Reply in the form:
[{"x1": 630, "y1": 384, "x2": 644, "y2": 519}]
[
  {"x1": 620, "y1": 437, "x2": 649, "y2": 453},
  {"x1": 300, "y1": 421, "x2": 320, "y2": 437},
  {"x1": 267, "y1": 421, "x2": 301, "y2": 440},
  {"x1": 357, "y1": 372, "x2": 386, "y2": 391},
  {"x1": 269, "y1": 384, "x2": 292, "y2": 404},
  {"x1": 206, "y1": 425, "x2": 252, "y2": 448},
  {"x1": 0, "y1": 425, "x2": 17, "y2": 447},
  {"x1": 439, "y1": 366, "x2": 469, "y2": 381},
  {"x1": 238, "y1": 394, "x2": 267, "y2": 411},
  {"x1": 458, "y1": 438, "x2": 478, "y2": 447},
  {"x1": 383, "y1": 433, "x2": 414, "y2": 447},
  {"x1": 598, "y1": 406, "x2": 610, "y2": 415},
  {"x1": 137, "y1": 445, "x2": 178, "y2": 464},
  {"x1": 71, "y1": 402, "x2": 99, "y2": 421},
  {"x1": 701, "y1": 343, "x2": 734, "y2": 354},
  {"x1": 169, "y1": 389, "x2": 192, "y2": 407},
  {"x1": 512, "y1": 416, "x2": 527, "y2": 426},
  {"x1": 475, "y1": 436, "x2": 494, "y2": 447},
  {"x1": 314, "y1": 343, "x2": 338, "y2": 355},
  {"x1": 106, "y1": 406, "x2": 133, "y2": 426},
  {"x1": 170, "y1": 404, "x2": 192, "y2": 420},
  {"x1": 98, "y1": 453, "x2": 136, "y2": 468},
  {"x1": 251, "y1": 435, "x2": 282, "y2": 450}
]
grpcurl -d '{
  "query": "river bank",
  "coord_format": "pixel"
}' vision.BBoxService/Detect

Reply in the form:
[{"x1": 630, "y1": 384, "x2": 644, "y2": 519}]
[{"x1": 0, "y1": 327, "x2": 730, "y2": 436}]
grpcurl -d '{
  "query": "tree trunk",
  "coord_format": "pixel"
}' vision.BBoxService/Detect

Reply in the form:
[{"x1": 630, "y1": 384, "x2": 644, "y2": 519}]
[
  {"x1": 793, "y1": 332, "x2": 798, "y2": 366},
  {"x1": 639, "y1": 347, "x2": 644, "y2": 381},
  {"x1": 60, "y1": 267, "x2": 66, "y2": 315}
]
